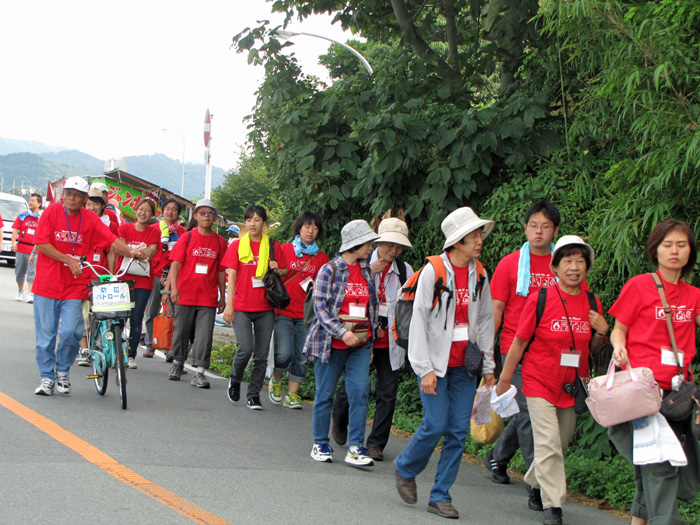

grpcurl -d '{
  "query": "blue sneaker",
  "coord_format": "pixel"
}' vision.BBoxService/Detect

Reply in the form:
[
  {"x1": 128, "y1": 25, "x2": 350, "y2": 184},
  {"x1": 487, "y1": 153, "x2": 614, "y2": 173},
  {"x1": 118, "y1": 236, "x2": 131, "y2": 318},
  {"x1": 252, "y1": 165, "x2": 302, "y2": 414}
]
[{"x1": 310, "y1": 443, "x2": 334, "y2": 463}]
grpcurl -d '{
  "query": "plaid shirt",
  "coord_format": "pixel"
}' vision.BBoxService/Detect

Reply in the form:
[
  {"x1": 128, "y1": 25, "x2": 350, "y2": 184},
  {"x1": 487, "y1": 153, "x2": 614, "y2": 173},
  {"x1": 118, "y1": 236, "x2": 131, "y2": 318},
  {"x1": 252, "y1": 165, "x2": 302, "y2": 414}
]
[{"x1": 303, "y1": 254, "x2": 378, "y2": 363}]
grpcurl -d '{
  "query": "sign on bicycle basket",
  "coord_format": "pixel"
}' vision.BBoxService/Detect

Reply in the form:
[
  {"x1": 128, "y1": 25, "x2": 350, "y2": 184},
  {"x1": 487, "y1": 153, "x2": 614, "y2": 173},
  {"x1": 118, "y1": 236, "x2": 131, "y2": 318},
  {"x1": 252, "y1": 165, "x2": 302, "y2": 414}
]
[{"x1": 91, "y1": 282, "x2": 134, "y2": 312}]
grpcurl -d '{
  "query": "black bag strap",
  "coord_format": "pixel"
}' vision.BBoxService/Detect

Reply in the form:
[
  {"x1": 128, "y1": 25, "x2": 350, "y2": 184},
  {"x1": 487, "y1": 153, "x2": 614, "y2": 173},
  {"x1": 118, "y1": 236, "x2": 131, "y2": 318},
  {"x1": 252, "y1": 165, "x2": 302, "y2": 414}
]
[{"x1": 397, "y1": 259, "x2": 407, "y2": 285}]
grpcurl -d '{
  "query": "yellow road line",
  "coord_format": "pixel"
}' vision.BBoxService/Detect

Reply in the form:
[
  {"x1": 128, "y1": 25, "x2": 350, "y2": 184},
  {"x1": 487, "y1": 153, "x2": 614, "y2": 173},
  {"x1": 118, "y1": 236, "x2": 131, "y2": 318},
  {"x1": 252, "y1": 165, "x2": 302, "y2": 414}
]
[{"x1": 0, "y1": 390, "x2": 230, "y2": 525}]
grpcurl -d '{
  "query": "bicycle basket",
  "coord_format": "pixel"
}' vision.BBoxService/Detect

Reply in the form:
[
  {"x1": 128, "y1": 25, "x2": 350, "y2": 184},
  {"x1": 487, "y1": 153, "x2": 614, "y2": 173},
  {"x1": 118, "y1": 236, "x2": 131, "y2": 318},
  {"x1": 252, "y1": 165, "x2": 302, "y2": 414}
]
[{"x1": 89, "y1": 279, "x2": 135, "y2": 319}]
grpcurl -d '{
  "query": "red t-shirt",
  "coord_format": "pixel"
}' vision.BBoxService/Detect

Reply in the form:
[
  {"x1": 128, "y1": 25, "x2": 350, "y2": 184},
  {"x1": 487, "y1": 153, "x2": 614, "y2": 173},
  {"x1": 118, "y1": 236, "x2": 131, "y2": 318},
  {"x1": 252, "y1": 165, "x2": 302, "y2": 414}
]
[
  {"x1": 490, "y1": 250, "x2": 558, "y2": 354},
  {"x1": 448, "y1": 264, "x2": 471, "y2": 367},
  {"x1": 170, "y1": 229, "x2": 225, "y2": 307},
  {"x1": 517, "y1": 285, "x2": 603, "y2": 407},
  {"x1": 12, "y1": 213, "x2": 40, "y2": 254},
  {"x1": 274, "y1": 243, "x2": 329, "y2": 320},
  {"x1": 116, "y1": 222, "x2": 160, "y2": 289},
  {"x1": 332, "y1": 263, "x2": 371, "y2": 350},
  {"x1": 609, "y1": 272, "x2": 700, "y2": 391},
  {"x1": 150, "y1": 222, "x2": 187, "y2": 277},
  {"x1": 33, "y1": 203, "x2": 117, "y2": 301},
  {"x1": 222, "y1": 239, "x2": 287, "y2": 312}
]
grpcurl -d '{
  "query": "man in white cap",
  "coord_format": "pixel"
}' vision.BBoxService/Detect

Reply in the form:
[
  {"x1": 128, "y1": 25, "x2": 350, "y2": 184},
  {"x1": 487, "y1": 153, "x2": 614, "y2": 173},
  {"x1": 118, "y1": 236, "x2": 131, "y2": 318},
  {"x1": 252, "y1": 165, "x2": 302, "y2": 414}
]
[
  {"x1": 32, "y1": 176, "x2": 141, "y2": 396},
  {"x1": 332, "y1": 217, "x2": 415, "y2": 461},
  {"x1": 163, "y1": 198, "x2": 226, "y2": 389},
  {"x1": 394, "y1": 207, "x2": 496, "y2": 519}
]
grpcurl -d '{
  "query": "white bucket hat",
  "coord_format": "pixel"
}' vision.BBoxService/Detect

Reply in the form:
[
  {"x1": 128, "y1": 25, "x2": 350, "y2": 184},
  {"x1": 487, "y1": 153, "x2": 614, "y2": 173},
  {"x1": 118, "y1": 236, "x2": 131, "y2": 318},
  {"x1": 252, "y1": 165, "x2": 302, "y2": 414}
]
[
  {"x1": 551, "y1": 235, "x2": 595, "y2": 274},
  {"x1": 339, "y1": 220, "x2": 380, "y2": 253},
  {"x1": 91, "y1": 182, "x2": 109, "y2": 194},
  {"x1": 376, "y1": 218, "x2": 412, "y2": 248},
  {"x1": 441, "y1": 207, "x2": 495, "y2": 251},
  {"x1": 63, "y1": 176, "x2": 90, "y2": 194},
  {"x1": 194, "y1": 198, "x2": 217, "y2": 215}
]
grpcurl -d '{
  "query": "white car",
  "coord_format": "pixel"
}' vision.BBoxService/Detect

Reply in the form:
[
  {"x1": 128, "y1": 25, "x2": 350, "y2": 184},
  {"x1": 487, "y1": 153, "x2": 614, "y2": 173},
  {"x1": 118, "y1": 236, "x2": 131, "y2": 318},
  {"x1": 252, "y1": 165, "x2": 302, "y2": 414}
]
[{"x1": 0, "y1": 192, "x2": 30, "y2": 267}]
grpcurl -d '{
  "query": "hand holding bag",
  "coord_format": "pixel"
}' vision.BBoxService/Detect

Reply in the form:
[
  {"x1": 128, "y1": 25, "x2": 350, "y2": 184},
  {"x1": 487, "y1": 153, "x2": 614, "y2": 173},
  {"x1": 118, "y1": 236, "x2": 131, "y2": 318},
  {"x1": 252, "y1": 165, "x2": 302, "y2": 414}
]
[
  {"x1": 586, "y1": 358, "x2": 662, "y2": 427},
  {"x1": 152, "y1": 302, "x2": 173, "y2": 350},
  {"x1": 263, "y1": 240, "x2": 291, "y2": 309},
  {"x1": 650, "y1": 272, "x2": 700, "y2": 421},
  {"x1": 470, "y1": 380, "x2": 504, "y2": 444},
  {"x1": 336, "y1": 314, "x2": 371, "y2": 344},
  {"x1": 119, "y1": 242, "x2": 150, "y2": 277}
]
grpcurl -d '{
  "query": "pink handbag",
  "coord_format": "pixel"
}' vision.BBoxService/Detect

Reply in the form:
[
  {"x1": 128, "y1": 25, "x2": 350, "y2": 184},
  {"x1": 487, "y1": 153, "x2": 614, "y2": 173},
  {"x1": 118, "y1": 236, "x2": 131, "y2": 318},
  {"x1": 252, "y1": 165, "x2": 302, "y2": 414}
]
[{"x1": 586, "y1": 359, "x2": 662, "y2": 427}]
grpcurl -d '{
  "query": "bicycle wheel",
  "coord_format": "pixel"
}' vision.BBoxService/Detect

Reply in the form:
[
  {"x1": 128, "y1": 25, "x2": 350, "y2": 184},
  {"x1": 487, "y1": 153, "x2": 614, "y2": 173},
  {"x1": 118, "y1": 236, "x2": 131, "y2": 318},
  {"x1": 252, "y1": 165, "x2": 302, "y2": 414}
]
[
  {"x1": 91, "y1": 320, "x2": 108, "y2": 395},
  {"x1": 113, "y1": 324, "x2": 128, "y2": 410}
]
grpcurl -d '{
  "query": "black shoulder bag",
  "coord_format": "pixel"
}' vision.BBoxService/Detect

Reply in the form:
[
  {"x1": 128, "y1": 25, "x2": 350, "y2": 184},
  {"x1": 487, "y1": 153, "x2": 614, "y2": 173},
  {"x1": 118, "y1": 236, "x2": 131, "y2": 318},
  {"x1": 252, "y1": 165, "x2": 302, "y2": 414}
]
[{"x1": 263, "y1": 239, "x2": 291, "y2": 309}]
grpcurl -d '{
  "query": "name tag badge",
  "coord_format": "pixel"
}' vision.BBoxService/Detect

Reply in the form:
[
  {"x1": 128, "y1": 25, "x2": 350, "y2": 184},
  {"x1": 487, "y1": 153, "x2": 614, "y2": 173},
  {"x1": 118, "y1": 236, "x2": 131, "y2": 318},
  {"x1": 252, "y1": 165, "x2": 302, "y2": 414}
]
[
  {"x1": 560, "y1": 349, "x2": 581, "y2": 367},
  {"x1": 377, "y1": 303, "x2": 389, "y2": 317},
  {"x1": 27, "y1": 228, "x2": 35, "y2": 235},
  {"x1": 661, "y1": 346, "x2": 683, "y2": 366},
  {"x1": 349, "y1": 304, "x2": 367, "y2": 317},
  {"x1": 195, "y1": 263, "x2": 209, "y2": 275},
  {"x1": 92, "y1": 253, "x2": 101, "y2": 262},
  {"x1": 252, "y1": 277, "x2": 265, "y2": 288},
  {"x1": 452, "y1": 323, "x2": 469, "y2": 342},
  {"x1": 300, "y1": 276, "x2": 313, "y2": 292},
  {"x1": 168, "y1": 241, "x2": 176, "y2": 251}
]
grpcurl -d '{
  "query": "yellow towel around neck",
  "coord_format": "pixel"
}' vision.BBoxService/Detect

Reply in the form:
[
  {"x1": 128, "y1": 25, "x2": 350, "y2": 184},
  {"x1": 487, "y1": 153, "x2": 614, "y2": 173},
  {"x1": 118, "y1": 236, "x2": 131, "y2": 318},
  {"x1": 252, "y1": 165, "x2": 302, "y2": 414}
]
[{"x1": 238, "y1": 232, "x2": 270, "y2": 279}]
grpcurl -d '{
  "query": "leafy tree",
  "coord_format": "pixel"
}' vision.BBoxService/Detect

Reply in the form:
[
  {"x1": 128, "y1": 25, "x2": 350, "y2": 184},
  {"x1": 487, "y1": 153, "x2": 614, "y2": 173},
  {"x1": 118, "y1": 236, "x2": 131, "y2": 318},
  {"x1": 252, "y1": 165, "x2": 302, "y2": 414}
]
[{"x1": 211, "y1": 149, "x2": 284, "y2": 223}]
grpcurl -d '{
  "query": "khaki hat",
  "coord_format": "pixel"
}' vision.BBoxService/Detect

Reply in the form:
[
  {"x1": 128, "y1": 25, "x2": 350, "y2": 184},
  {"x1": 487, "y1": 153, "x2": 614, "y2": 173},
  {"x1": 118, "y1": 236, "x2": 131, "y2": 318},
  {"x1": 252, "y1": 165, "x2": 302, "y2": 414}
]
[
  {"x1": 441, "y1": 207, "x2": 495, "y2": 251},
  {"x1": 339, "y1": 220, "x2": 380, "y2": 253},
  {"x1": 376, "y1": 218, "x2": 412, "y2": 248},
  {"x1": 551, "y1": 235, "x2": 595, "y2": 274},
  {"x1": 88, "y1": 186, "x2": 106, "y2": 204},
  {"x1": 91, "y1": 182, "x2": 109, "y2": 194}
]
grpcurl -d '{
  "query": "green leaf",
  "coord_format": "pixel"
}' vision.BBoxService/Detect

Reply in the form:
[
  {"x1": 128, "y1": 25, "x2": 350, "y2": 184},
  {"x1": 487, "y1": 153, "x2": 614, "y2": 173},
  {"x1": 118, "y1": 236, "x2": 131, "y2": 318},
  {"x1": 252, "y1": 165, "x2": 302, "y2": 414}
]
[
  {"x1": 297, "y1": 155, "x2": 315, "y2": 171},
  {"x1": 297, "y1": 141, "x2": 318, "y2": 157}
]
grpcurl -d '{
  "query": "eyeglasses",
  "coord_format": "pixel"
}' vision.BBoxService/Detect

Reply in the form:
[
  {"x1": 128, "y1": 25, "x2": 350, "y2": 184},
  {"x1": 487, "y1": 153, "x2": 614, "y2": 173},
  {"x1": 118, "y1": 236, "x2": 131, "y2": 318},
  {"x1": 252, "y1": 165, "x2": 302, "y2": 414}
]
[
  {"x1": 197, "y1": 210, "x2": 216, "y2": 217},
  {"x1": 526, "y1": 223, "x2": 554, "y2": 232},
  {"x1": 465, "y1": 230, "x2": 485, "y2": 240}
]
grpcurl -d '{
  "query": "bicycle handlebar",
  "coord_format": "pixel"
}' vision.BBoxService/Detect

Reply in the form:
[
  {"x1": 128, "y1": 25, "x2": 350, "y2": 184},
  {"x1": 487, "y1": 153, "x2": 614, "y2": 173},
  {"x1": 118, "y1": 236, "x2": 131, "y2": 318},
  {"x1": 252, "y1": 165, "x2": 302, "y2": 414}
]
[{"x1": 80, "y1": 257, "x2": 129, "y2": 282}]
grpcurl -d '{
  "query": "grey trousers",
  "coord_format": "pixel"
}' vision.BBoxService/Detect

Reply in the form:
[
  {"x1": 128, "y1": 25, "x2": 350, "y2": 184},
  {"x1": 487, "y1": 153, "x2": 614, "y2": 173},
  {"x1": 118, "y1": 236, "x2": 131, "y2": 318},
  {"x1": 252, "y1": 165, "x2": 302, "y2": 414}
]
[
  {"x1": 172, "y1": 304, "x2": 216, "y2": 368},
  {"x1": 231, "y1": 310, "x2": 275, "y2": 400},
  {"x1": 491, "y1": 365, "x2": 535, "y2": 470},
  {"x1": 609, "y1": 417, "x2": 700, "y2": 524}
]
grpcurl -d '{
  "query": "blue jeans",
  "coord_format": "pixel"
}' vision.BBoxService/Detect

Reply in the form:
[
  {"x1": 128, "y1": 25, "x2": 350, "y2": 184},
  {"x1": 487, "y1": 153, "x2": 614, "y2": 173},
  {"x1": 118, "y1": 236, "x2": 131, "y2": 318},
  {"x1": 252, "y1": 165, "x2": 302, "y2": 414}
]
[
  {"x1": 395, "y1": 367, "x2": 477, "y2": 503},
  {"x1": 273, "y1": 315, "x2": 308, "y2": 383},
  {"x1": 34, "y1": 294, "x2": 84, "y2": 380},
  {"x1": 312, "y1": 343, "x2": 371, "y2": 447},
  {"x1": 128, "y1": 288, "x2": 151, "y2": 358}
]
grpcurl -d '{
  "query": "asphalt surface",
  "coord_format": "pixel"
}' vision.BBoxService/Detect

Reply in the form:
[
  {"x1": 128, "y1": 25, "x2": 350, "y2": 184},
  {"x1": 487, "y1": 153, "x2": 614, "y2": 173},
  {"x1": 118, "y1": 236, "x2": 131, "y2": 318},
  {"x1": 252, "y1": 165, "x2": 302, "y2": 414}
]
[{"x1": 0, "y1": 264, "x2": 628, "y2": 525}]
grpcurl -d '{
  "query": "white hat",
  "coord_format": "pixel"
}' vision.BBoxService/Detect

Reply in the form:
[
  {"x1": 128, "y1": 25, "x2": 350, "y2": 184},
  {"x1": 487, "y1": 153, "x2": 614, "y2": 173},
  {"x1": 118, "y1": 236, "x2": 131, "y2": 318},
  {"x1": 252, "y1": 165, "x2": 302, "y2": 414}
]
[
  {"x1": 339, "y1": 220, "x2": 380, "y2": 253},
  {"x1": 376, "y1": 218, "x2": 412, "y2": 248},
  {"x1": 441, "y1": 207, "x2": 495, "y2": 251},
  {"x1": 551, "y1": 235, "x2": 595, "y2": 274},
  {"x1": 91, "y1": 182, "x2": 109, "y2": 193},
  {"x1": 63, "y1": 176, "x2": 89, "y2": 194},
  {"x1": 194, "y1": 198, "x2": 217, "y2": 215}
]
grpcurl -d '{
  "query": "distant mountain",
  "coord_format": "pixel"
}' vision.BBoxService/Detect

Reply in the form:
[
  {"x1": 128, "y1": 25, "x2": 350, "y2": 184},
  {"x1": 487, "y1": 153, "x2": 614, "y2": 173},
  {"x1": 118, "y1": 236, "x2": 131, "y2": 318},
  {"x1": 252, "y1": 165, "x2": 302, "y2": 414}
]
[
  {"x1": 0, "y1": 140, "x2": 227, "y2": 200},
  {"x1": 0, "y1": 137, "x2": 67, "y2": 156}
]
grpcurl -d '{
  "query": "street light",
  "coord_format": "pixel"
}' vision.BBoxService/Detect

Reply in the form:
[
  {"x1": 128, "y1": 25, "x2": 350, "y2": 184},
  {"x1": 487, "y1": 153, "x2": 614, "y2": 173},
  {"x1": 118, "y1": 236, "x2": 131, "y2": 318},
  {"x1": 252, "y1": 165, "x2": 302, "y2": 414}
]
[
  {"x1": 275, "y1": 30, "x2": 373, "y2": 75},
  {"x1": 162, "y1": 128, "x2": 186, "y2": 197}
]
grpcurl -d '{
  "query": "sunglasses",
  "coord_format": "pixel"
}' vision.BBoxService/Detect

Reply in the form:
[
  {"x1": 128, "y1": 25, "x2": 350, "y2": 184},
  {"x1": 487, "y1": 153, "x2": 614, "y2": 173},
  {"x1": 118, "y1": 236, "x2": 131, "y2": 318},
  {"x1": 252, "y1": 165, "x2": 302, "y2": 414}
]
[{"x1": 197, "y1": 210, "x2": 216, "y2": 217}]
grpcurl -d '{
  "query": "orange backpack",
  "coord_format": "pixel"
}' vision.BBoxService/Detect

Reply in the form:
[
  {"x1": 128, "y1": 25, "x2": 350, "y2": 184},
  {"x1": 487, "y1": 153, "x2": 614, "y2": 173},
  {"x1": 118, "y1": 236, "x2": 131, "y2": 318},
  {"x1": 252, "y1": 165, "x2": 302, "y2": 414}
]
[{"x1": 393, "y1": 255, "x2": 485, "y2": 349}]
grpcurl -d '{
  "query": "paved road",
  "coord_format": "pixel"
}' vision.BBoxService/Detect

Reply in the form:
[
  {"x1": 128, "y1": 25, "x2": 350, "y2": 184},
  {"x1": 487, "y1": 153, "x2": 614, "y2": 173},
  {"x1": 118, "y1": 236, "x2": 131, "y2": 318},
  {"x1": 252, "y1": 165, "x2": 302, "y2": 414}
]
[{"x1": 0, "y1": 265, "x2": 627, "y2": 525}]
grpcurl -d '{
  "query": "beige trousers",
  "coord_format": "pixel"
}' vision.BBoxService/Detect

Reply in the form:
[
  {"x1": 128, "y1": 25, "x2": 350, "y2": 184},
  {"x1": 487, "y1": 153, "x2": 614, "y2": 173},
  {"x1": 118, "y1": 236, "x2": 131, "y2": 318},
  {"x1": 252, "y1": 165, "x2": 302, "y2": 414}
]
[{"x1": 523, "y1": 396, "x2": 577, "y2": 509}]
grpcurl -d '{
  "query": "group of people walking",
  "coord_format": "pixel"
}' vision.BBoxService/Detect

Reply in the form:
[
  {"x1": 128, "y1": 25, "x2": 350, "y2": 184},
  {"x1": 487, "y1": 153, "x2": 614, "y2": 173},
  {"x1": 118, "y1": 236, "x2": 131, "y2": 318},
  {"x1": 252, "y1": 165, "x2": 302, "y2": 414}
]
[{"x1": 24, "y1": 175, "x2": 700, "y2": 525}]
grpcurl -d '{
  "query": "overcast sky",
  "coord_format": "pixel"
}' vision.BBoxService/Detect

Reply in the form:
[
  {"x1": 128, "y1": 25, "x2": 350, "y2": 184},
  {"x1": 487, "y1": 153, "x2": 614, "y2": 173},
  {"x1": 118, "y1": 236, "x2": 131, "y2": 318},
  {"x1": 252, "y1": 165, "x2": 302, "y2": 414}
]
[{"x1": 0, "y1": 0, "x2": 354, "y2": 172}]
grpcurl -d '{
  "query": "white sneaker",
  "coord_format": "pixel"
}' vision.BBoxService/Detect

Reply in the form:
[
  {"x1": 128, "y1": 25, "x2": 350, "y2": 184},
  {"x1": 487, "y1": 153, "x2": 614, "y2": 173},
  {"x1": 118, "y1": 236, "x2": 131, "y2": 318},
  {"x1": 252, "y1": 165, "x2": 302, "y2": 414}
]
[
  {"x1": 77, "y1": 348, "x2": 91, "y2": 367},
  {"x1": 128, "y1": 357, "x2": 138, "y2": 369},
  {"x1": 56, "y1": 372, "x2": 70, "y2": 395},
  {"x1": 35, "y1": 378, "x2": 55, "y2": 396},
  {"x1": 25, "y1": 292, "x2": 34, "y2": 304},
  {"x1": 345, "y1": 445, "x2": 374, "y2": 467},
  {"x1": 310, "y1": 443, "x2": 334, "y2": 463},
  {"x1": 15, "y1": 291, "x2": 23, "y2": 302}
]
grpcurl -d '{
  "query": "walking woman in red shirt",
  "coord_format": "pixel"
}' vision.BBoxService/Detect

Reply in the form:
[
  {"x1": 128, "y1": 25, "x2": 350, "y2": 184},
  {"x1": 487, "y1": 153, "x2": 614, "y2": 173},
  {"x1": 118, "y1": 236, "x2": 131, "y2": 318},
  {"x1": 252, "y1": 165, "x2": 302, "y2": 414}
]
[
  {"x1": 608, "y1": 219, "x2": 700, "y2": 525},
  {"x1": 117, "y1": 198, "x2": 159, "y2": 369}
]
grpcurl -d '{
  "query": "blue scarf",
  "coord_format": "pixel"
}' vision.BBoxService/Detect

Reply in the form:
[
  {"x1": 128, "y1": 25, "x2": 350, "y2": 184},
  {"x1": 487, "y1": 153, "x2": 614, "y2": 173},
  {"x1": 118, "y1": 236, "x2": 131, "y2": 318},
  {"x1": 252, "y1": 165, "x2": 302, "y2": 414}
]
[
  {"x1": 516, "y1": 241, "x2": 556, "y2": 297},
  {"x1": 292, "y1": 235, "x2": 319, "y2": 257},
  {"x1": 18, "y1": 211, "x2": 39, "y2": 221}
]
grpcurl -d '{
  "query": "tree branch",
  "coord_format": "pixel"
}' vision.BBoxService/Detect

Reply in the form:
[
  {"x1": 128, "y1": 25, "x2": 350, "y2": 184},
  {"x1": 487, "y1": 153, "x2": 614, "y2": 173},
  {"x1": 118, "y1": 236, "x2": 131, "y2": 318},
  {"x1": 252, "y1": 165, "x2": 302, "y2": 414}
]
[{"x1": 442, "y1": 0, "x2": 459, "y2": 66}]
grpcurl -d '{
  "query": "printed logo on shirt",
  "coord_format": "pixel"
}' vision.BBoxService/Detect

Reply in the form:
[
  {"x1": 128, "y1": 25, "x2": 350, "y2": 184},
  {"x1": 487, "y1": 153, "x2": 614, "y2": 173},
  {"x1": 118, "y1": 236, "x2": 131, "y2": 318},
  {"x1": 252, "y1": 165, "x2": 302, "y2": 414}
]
[
  {"x1": 241, "y1": 255, "x2": 258, "y2": 266},
  {"x1": 454, "y1": 287, "x2": 470, "y2": 307},
  {"x1": 54, "y1": 230, "x2": 83, "y2": 244},
  {"x1": 192, "y1": 247, "x2": 219, "y2": 259},
  {"x1": 530, "y1": 274, "x2": 557, "y2": 289},
  {"x1": 655, "y1": 306, "x2": 694, "y2": 322},
  {"x1": 289, "y1": 258, "x2": 315, "y2": 274},
  {"x1": 550, "y1": 317, "x2": 590, "y2": 334},
  {"x1": 345, "y1": 282, "x2": 369, "y2": 297}
]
